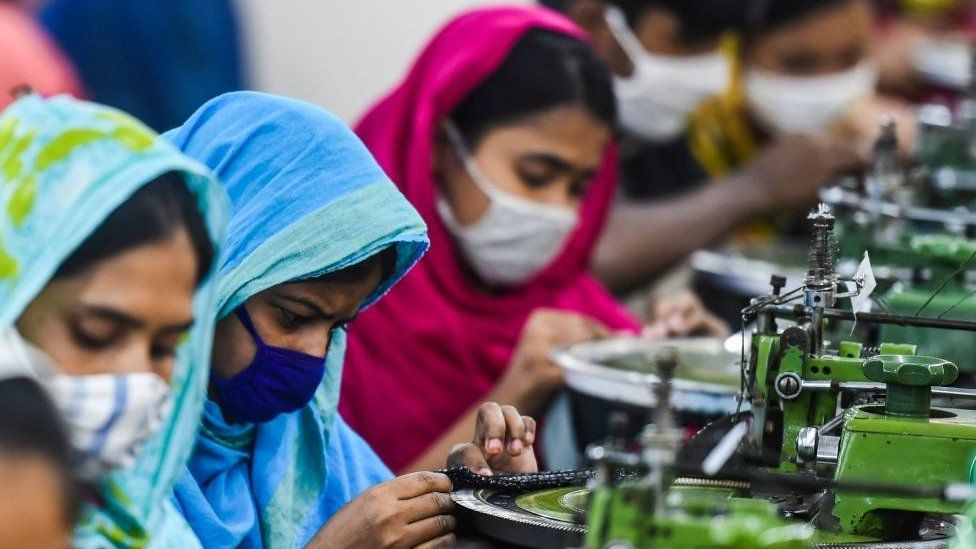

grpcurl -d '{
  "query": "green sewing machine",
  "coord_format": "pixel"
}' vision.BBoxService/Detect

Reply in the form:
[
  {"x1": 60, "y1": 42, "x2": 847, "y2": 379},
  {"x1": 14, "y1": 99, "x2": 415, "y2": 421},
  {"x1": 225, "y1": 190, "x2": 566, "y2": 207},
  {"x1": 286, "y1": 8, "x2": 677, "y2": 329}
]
[
  {"x1": 584, "y1": 348, "x2": 816, "y2": 549},
  {"x1": 586, "y1": 204, "x2": 976, "y2": 547},
  {"x1": 454, "y1": 205, "x2": 976, "y2": 548},
  {"x1": 725, "y1": 205, "x2": 976, "y2": 540},
  {"x1": 820, "y1": 114, "x2": 976, "y2": 377}
]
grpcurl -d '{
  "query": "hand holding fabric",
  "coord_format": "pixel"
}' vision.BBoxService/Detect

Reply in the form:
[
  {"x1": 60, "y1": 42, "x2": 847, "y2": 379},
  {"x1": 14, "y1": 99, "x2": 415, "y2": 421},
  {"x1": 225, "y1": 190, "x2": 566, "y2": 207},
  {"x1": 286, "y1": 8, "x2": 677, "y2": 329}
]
[
  {"x1": 643, "y1": 290, "x2": 729, "y2": 339},
  {"x1": 307, "y1": 471, "x2": 455, "y2": 549},
  {"x1": 498, "y1": 309, "x2": 610, "y2": 409},
  {"x1": 446, "y1": 401, "x2": 538, "y2": 476}
]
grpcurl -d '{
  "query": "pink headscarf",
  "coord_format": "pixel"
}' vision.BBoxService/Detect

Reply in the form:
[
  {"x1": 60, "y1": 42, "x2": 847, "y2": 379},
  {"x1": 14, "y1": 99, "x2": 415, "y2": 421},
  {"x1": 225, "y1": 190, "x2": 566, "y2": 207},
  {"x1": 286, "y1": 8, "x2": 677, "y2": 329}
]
[
  {"x1": 339, "y1": 5, "x2": 639, "y2": 471},
  {"x1": 0, "y1": 3, "x2": 83, "y2": 111}
]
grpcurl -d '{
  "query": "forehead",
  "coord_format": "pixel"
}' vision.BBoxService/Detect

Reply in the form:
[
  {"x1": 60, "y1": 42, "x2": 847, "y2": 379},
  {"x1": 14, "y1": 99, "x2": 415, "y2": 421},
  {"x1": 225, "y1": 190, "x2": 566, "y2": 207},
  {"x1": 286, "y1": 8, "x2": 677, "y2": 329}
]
[
  {"x1": 475, "y1": 106, "x2": 610, "y2": 167},
  {"x1": 753, "y1": 1, "x2": 872, "y2": 54},
  {"x1": 269, "y1": 266, "x2": 385, "y2": 307},
  {"x1": 51, "y1": 231, "x2": 197, "y2": 323},
  {"x1": 632, "y1": 7, "x2": 723, "y2": 55}
]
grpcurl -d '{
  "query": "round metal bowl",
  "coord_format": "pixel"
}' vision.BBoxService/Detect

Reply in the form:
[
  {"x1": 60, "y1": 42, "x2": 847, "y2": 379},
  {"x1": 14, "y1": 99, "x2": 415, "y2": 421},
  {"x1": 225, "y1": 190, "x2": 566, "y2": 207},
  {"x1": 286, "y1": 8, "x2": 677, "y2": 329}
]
[
  {"x1": 452, "y1": 488, "x2": 584, "y2": 548},
  {"x1": 453, "y1": 486, "x2": 951, "y2": 549},
  {"x1": 552, "y1": 337, "x2": 742, "y2": 416}
]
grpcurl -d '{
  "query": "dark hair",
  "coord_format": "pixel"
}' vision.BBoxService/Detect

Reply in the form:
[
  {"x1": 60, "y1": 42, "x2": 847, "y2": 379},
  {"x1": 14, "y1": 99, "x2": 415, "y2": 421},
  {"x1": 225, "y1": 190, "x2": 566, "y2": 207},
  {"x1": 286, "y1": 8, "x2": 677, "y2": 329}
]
[
  {"x1": 55, "y1": 171, "x2": 215, "y2": 284},
  {"x1": 0, "y1": 377, "x2": 81, "y2": 526},
  {"x1": 317, "y1": 246, "x2": 398, "y2": 285},
  {"x1": 607, "y1": 0, "x2": 745, "y2": 46},
  {"x1": 539, "y1": 0, "x2": 575, "y2": 10},
  {"x1": 746, "y1": 0, "x2": 857, "y2": 38},
  {"x1": 452, "y1": 29, "x2": 616, "y2": 147}
]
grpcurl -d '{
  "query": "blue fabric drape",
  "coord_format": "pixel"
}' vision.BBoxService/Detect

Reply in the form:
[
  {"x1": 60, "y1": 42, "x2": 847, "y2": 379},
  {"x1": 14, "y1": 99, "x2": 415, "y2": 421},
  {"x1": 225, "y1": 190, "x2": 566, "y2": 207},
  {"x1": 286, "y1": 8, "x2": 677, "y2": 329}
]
[{"x1": 167, "y1": 91, "x2": 429, "y2": 548}]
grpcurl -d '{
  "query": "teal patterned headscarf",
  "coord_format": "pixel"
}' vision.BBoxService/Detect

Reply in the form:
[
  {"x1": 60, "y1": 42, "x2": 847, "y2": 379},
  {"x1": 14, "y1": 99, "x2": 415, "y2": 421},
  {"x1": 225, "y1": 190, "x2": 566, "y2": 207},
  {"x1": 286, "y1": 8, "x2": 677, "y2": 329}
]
[{"x1": 0, "y1": 94, "x2": 227, "y2": 547}]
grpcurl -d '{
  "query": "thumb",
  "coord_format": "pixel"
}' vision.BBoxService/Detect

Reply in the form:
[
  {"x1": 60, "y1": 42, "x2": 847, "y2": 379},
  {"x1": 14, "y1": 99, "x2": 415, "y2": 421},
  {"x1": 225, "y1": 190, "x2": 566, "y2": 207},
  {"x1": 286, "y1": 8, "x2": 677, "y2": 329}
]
[{"x1": 448, "y1": 443, "x2": 493, "y2": 477}]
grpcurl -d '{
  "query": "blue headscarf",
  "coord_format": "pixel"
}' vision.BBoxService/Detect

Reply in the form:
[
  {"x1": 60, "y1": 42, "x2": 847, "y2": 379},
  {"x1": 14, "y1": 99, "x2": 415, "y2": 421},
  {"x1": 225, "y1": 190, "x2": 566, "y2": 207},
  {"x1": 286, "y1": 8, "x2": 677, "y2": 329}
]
[
  {"x1": 0, "y1": 94, "x2": 227, "y2": 547},
  {"x1": 167, "y1": 92, "x2": 429, "y2": 548}
]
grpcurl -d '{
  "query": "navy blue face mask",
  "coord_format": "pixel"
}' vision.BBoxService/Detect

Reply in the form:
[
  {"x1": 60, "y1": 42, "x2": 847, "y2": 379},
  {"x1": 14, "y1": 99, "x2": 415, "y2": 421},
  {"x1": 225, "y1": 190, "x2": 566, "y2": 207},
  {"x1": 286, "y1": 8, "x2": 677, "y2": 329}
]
[{"x1": 211, "y1": 306, "x2": 327, "y2": 424}]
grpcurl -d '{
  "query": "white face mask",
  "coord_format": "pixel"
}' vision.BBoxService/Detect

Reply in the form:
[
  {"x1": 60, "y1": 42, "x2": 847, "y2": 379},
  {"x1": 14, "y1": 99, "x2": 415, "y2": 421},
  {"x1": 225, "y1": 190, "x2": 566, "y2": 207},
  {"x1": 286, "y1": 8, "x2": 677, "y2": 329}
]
[
  {"x1": 745, "y1": 63, "x2": 878, "y2": 134},
  {"x1": 438, "y1": 121, "x2": 578, "y2": 287},
  {"x1": 0, "y1": 327, "x2": 172, "y2": 480},
  {"x1": 604, "y1": 5, "x2": 731, "y2": 142}
]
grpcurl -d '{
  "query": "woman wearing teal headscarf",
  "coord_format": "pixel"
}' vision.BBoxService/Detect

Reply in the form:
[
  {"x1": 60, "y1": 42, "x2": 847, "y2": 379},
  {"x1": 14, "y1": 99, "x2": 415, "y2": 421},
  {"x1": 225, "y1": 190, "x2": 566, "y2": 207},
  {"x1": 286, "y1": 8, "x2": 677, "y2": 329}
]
[
  {"x1": 168, "y1": 91, "x2": 539, "y2": 548},
  {"x1": 0, "y1": 93, "x2": 227, "y2": 546}
]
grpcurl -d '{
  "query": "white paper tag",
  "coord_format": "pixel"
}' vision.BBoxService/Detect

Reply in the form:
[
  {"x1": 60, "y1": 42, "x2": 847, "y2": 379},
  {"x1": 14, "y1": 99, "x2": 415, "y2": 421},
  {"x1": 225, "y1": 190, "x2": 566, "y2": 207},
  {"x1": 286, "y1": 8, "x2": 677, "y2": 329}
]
[{"x1": 850, "y1": 252, "x2": 877, "y2": 314}]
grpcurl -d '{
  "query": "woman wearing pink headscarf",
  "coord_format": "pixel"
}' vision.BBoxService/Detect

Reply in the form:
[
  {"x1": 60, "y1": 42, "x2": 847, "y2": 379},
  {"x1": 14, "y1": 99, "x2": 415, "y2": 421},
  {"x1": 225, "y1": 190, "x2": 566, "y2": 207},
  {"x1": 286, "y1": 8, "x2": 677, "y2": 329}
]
[
  {"x1": 340, "y1": 6, "x2": 726, "y2": 473},
  {"x1": 0, "y1": 2, "x2": 82, "y2": 111}
]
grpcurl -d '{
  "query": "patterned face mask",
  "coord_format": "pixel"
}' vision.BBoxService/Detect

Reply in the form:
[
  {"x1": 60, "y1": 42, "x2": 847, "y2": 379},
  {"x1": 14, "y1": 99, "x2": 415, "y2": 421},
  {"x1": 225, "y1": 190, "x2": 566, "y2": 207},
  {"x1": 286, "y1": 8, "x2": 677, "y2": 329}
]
[{"x1": 0, "y1": 327, "x2": 172, "y2": 480}]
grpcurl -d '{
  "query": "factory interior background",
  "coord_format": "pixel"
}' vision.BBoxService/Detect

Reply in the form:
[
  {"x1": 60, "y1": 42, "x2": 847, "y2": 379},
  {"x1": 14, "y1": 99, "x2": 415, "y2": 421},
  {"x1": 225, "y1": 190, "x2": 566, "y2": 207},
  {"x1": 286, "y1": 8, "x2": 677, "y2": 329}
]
[{"x1": 5, "y1": 1, "x2": 976, "y2": 548}]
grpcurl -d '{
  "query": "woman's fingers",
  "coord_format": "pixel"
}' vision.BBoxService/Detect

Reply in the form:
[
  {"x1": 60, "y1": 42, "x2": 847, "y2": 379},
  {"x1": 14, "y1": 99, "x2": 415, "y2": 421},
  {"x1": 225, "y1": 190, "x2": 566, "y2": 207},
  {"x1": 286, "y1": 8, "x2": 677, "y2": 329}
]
[
  {"x1": 446, "y1": 443, "x2": 492, "y2": 476},
  {"x1": 523, "y1": 415, "x2": 537, "y2": 447},
  {"x1": 402, "y1": 489, "x2": 455, "y2": 524},
  {"x1": 403, "y1": 514, "x2": 457, "y2": 548},
  {"x1": 415, "y1": 534, "x2": 457, "y2": 549},
  {"x1": 475, "y1": 402, "x2": 507, "y2": 456},
  {"x1": 700, "y1": 311, "x2": 731, "y2": 337},
  {"x1": 500, "y1": 405, "x2": 526, "y2": 455},
  {"x1": 393, "y1": 471, "x2": 453, "y2": 500}
]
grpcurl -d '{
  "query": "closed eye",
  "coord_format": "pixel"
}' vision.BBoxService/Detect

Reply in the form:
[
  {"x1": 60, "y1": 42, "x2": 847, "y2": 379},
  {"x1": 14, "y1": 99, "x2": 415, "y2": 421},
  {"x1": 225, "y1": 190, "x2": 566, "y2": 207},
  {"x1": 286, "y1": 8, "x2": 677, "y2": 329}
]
[{"x1": 277, "y1": 307, "x2": 315, "y2": 328}]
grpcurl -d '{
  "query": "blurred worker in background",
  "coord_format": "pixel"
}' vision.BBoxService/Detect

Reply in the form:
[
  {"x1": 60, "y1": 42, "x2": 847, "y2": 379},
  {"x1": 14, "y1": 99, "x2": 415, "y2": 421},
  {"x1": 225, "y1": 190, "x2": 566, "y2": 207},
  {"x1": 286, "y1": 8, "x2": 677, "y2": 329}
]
[
  {"x1": 542, "y1": 0, "x2": 745, "y2": 199},
  {"x1": 40, "y1": 0, "x2": 246, "y2": 131},
  {"x1": 0, "y1": 377, "x2": 78, "y2": 549},
  {"x1": 0, "y1": 0, "x2": 83, "y2": 111},
  {"x1": 687, "y1": 0, "x2": 915, "y2": 177},
  {"x1": 0, "y1": 93, "x2": 226, "y2": 547},
  {"x1": 543, "y1": 0, "x2": 859, "y2": 294},
  {"x1": 341, "y1": 6, "x2": 727, "y2": 476},
  {"x1": 873, "y1": 0, "x2": 976, "y2": 99}
]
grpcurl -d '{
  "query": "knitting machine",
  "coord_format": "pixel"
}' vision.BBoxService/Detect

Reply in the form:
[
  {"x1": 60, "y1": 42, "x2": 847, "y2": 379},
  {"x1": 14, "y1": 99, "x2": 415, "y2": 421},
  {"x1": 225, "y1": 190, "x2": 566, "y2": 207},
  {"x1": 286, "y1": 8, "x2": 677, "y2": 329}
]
[
  {"x1": 453, "y1": 204, "x2": 976, "y2": 548},
  {"x1": 714, "y1": 204, "x2": 976, "y2": 540},
  {"x1": 822, "y1": 114, "x2": 976, "y2": 377}
]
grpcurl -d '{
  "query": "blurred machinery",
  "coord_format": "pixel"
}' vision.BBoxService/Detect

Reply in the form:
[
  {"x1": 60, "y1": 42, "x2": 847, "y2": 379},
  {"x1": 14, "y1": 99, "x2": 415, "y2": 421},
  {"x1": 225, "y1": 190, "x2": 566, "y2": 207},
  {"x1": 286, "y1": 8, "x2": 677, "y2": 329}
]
[
  {"x1": 454, "y1": 205, "x2": 976, "y2": 548},
  {"x1": 453, "y1": 50, "x2": 976, "y2": 547}
]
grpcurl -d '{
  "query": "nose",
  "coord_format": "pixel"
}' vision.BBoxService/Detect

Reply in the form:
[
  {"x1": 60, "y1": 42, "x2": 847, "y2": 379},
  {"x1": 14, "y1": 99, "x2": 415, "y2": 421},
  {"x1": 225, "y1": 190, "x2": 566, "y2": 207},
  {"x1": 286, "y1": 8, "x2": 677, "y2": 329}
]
[
  {"x1": 296, "y1": 329, "x2": 331, "y2": 359},
  {"x1": 114, "y1": 341, "x2": 154, "y2": 377},
  {"x1": 536, "y1": 178, "x2": 580, "y2": 210}
]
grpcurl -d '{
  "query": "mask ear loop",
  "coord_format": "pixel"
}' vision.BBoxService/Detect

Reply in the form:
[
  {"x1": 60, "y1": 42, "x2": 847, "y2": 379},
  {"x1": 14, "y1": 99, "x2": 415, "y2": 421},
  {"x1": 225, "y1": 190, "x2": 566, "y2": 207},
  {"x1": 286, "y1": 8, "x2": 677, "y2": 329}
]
[
  {"x1": 442, "y1": 119, "x2": 500, "y2": 202},
  {"x1": 441, "y1": 119, "x2": 579, "y2": 222},
  {"x1": 602, "y1": 5, "x2": 646, "y2": 66},
  {"x1": 234, "y1": 306, "x2": 265, "y2": 347}
]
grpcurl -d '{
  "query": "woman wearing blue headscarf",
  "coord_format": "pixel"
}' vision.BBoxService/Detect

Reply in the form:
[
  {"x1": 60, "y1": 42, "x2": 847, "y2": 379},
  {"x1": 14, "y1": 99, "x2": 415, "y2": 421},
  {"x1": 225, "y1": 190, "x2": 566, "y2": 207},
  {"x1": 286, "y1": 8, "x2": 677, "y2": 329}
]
[
  {"x1": 0, "y1": 93, "x2": 227, "y2": 546},
  {"x1": 168, "y1": 91, "x2": 538, "y2": 549}
]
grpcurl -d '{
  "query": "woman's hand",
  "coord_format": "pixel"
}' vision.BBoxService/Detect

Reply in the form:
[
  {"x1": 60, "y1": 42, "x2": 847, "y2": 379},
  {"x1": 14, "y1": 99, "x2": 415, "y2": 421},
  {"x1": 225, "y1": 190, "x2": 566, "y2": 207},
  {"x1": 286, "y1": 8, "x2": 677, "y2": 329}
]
[
  {"x1": 837, "y1": 95, "x2": 918, "y2": 160},
  {"x1": 447, "y1": 401, "x2": 538, "y2": 475},
  {"x1": 308, "y1": 472, "x2": 455, "y2": 549},
  {"x1": 498, "y1": 309, "x2": 610, "y2": 410},
  {"x1": 644, "y1": 290, "x2": 729, "y2": 339}
]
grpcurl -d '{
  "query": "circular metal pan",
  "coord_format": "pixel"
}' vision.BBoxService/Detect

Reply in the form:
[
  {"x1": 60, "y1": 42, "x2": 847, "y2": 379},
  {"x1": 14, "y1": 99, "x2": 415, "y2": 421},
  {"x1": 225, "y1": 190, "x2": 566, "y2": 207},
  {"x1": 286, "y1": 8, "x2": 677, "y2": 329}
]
[
  {"x1": 452, "y1": 488, "x2": 584, "y2": 549},
  {"x1": 453, "y1": 487, "x2": 952, "y2": 549},
  {"x1": 552, "y1": 336, "x2": 742, "y2": 416}
]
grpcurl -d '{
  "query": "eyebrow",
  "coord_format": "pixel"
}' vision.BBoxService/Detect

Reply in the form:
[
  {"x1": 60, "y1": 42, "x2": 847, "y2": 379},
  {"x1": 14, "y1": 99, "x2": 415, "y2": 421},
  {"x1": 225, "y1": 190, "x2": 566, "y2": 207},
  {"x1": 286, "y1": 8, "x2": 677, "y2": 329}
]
[
  {"x1": 521, "y1": 153, "x2": 599, "y2": 180},
  {"x1": 522, "y1": 153, "x2": 575, "y2": 173},
  {"x1": 160, "y1": 320, "x2": 196, "y2": 336},
  {"x1": 74, "y1": 304, "x2": 194, "y2": 334},
  {"x1": 74, "y1": 305, "x2": 145, "y2": 329},
  {"x1": 277, "y1": 294, "x2": 339, "y2": 318},
  {"x1": 277, "y1": 294, "x2": 362, "y2": 324}
]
